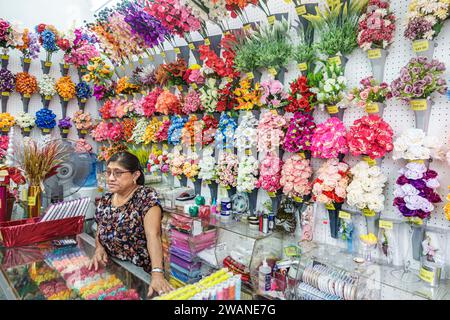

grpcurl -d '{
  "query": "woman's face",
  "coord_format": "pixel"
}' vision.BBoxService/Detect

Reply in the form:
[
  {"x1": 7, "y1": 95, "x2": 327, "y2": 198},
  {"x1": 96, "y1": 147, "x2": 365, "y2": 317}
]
[{"x1": 106, "y1": 161, "x2": 140, "y2": 194}]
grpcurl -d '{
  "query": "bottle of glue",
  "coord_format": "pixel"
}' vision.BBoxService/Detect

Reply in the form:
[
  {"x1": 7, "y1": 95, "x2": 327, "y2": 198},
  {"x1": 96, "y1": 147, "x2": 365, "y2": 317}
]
[{"x1": 258, "y1": 258, "x2": 272, "y2": 292}]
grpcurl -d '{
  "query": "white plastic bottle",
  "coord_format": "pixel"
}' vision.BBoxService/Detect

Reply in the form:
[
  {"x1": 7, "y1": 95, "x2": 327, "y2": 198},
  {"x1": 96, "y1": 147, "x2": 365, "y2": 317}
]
[{"x1": 258, "y1": 259, "x2": 272, "y2": 292}]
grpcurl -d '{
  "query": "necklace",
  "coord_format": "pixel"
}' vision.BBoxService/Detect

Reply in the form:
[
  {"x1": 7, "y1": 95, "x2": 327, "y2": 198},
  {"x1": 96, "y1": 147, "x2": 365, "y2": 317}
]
[{"x1": 112, "y1": 186, "x2": 139, "y2": 208}]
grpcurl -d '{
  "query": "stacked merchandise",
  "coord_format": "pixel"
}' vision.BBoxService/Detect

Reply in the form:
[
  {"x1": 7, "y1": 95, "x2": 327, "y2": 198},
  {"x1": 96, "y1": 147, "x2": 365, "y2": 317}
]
[
  {"x1": 167, "y1": 212, "x2": 217, "y2": 287},
  {"x1": 28, "y1": 263, "x2": 78, "y2": 300},
  {"x1": 43, "y1": 246, "x2": 140, "y2": 300},
  {"x1": 155, "y1": 268, "x2": 241, "y2": 300}
]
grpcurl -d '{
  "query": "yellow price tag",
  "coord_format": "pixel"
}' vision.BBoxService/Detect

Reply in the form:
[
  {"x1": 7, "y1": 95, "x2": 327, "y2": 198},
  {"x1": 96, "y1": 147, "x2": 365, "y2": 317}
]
[
  {"x1": 191, "y1": 83, "x2": 198, "y2": 90},
  {"x1": 246, "y1": 72, "x2": 254, "y2": 80},
  {"x1": 268, "y1": 67, "x2": 277, "y2": 76},
  {"x1": 365, "y1": 103, "x2": 379, "y2": 114},
  {"x1": 44, "y1": 61, "x2": 52, "y2": 67},
  {"x1": 362, "y1": 208, "x2": 376, "y2": 217},
  {"x1": 204, "y1": 38, "x2": 211, "y2": 46},
  {"x1": 1, "y1": 128, "x2": 8, "y2": 132},
  {"x1": 413, "y1": 40, "x2": 429, "y2": 53},
  {"x1": 325, "y1": 203, "x2": 335, "y2": 210},
  {"x1": 408, "y1": 159, "x2": 425, "y2": 164},
  {"x1": 225, "y1": 77, "x2": 233, "y2": 83},
  {"x1": 28, "y1": 196, "x2": 36, "y2": 206},
  {"x1": 1, "y1": 92, "x2": 9, "y2": 97},
  {"x1": 243, "y1": 24, "x2": 252, "y2": 31},
  {"x1": 43, "y1": 128, "x2": 50, "y2": 133},
  {"x1": 284, "y1": 246, "x2": 299, "y2": 257},
  {"x1": 44, "y1": 95, "x2": 52, "y2": 100},
  {"x1": 379, "y1": 220, "x2": 393, "y2": 230},
  {"x1": 177, "y1": 85, "x2": 183, "y2": 91},
  {"x1": 293, "y1": 196, "x2": 303, "y2": 203},
  {"x1": 24, "y1": 94, "x2": 31, "y2": 98},
  {"x1": 305, "y1": 141, "x2": 310, "y2": 146},
  {"x1": 338, "y1": 211, "x2": 351, "y2": 220},
  {"x1": 419, "y1": 267, "x2": 435, "y2": 284},
  {"x1": 138, "y1": 57, "x2": 144, "y2": 64},
  {"x1": 141, "y1": 90, "x2": 147, "y2": 95},
  {"x1": 268, "y1": 192, "x2": 276, "y2": 198},
  {"x1": 284, "y1": 0, "x2": 293, "y2": 3},
  {"x1": 367, "y1": 49, "x2": 382, "y2": 59},
  {"x1": 297, "y1": 152, "x2": 305, "y2": 159},
  {"x1": 245, "y1": 149, "x2": 252, "y2": 155},
  {"x1": 327, "y1": 105, "x2": 339, "y2": 114},
  {"x1": 80, "y1": 98, "x2": 87, "y2": 103},
  {"x1": 148, "y1": 55, "x2": 154, "y2": 62},
  {"x1": 327, "y1": 56, "x2": 341, "y2": 66},
  {"x1": 81, "y1": 130, "x2": 88, "y2": 134},
  {"x1": 363, "y1": 156, "x2": 377, "y2": 167},
  {"x1": 267, "y1": 15, "x2": 276, "y2": 25},
  {"x1": 63, "y1": 98, "x2": 69, "y2": 102},
  {"x1": 163, "y1": 143, "x2": 169, "y2": 150},
  {"x1": 63, "y1": 64, "x2": 69, "y2": 69},
  {"x1": 174, "y1": 47, "x2": 181, "y2": 54},
  {"x1": 24, "y1": 58, "x2": 31, "y2": 63},
  {"x1": 120, "y1": 65, "x2": 126, "y2": 71},
  {"x1": 23, "y1": 127, "x2": 31, "y2": 132},
  {"x1": 410, "y1": 99, "x2": 428, "y2": 111},
  {"x1": 298, "y1": 63, "x2": 308, "y2": 71},
  {"x1": 188, "y1": 43, "x2": 195, "y2": 50},
  {"x1": 296, "y1": 5, "x2": 307, "y2": 16},
  {"x1": 62, "y1": 129, "x2": 69, "y2": 134},
  {"x1": 161, "y1": 52, "x2": 166, "y2": 58},
  {"x1": 1, "y1": 55, "x2": 9, "y2": 60}
]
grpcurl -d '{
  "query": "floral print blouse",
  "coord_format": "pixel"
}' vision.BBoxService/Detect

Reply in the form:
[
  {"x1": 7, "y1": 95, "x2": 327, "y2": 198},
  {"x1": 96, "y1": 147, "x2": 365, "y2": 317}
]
[{"x1": 95, "y1": 186, "x2": 161, "y2": 273}]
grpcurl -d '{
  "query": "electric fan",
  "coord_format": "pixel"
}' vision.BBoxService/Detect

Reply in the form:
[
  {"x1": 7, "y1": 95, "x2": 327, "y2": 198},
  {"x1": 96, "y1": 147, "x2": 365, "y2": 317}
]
[{"x1": 42, "y1": 138, "x2": 95, "y2": 204}]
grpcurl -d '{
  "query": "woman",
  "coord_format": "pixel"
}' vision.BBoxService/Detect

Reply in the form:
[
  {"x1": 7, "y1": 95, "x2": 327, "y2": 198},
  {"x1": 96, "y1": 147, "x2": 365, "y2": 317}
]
[{"x1": 89, "y1": 151, "x2": 173, "y2": 297}]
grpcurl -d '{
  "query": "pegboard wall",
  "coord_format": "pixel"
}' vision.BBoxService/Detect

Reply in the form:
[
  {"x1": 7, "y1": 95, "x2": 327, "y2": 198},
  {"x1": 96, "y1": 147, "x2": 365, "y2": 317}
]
[{"x1": 3, "y1": 0, "x2": 450, "y2": 290}]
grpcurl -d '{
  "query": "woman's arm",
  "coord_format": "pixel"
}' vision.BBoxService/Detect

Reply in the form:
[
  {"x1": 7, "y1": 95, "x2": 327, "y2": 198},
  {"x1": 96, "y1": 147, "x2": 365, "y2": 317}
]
[
  {"x1": 88, "y1": 230, "x2": 109, "y2": 271},
  {"x1": 144, "y1": 206, "x2": 173, "y2": 296}
]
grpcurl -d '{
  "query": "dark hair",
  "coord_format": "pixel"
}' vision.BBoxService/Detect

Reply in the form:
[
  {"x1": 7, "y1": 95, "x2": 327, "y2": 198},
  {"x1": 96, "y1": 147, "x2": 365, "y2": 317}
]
[{"x1": 107, "y1": 152, "x2": 145, "y2": 186}]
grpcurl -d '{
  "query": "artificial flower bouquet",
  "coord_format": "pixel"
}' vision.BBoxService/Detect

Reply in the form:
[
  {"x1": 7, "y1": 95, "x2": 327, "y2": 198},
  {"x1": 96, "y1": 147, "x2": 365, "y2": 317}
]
[
  {"x1": 168, "y1": 116, "x2": 187, "y2": 146},
  {"x1": 215, "y1": 112, "x2": 238, "y2": 150},
  {"x1": 143, "y1": 117, "x2": 161, "y2": 145},
  {"x1": 260, "y1": 80, "x2": 288, "y2": 110},
  {"x1": 237, "y1": 155, "x2": 259, "y2": 193},
  {"x1": 198, "y1": 146, "x2": 217, "y2": 183},
  {"x1": 234, "y1": 78, "x2": 262, "y2": 111},
  {"x1": 216, "y1": 151, "x2": 239, "y2": 190},
  {"x1": 256, "y1": 110, "x2": 287, "y2": 154},
  {"x1": 347, "y1": 115, "x2": 394, "y2": 160},
  {"x1": 58, "y1": 117, "x2": 72, "y2": 138},
  {"x1": 280, "y1": 154, "x2": 313, "y2": 202},
  {"x1": 357, "y1": 0, "x2": 396, "y2": 51},
  {"x1": 183, "y1": 64, "x2": 205, "y2": 88},
  {"x1": 311, "y1": 117, "x2": 348, "y2": 159},
  {"x1": 38, "y1": 75, "x2": 57, "y2": 105},
  {"x1": 0, "y1": 113, "x2": 15, "y2": 133},
  {"x1": 348, "y1": 76, "x2": 392, "y2": 115},
  {"x1": 312, "y1": 158, "x2": 351, "y2": 238},
  {"x1": 116, "y1": 76, "x2": 140, "y2": 95},
  {"x1": 182, "y1": 90, "x2": 203, "y2": 115},
  {"x1": 285, "y1": 75, "x2": 316, "y2": 113},
  {"x1": 256, "y1": 152, "x2": 283, "y2": 194},
  {"x1": 35, "y1": 108, "x2": 56, "y2": 134},
  {"x1": 72, "y1": 111, "x2": 93, "y2": 137},
  {"x1": 35, "y1": 23, "x2": 61, "y2": 66},
  {"x1": 201, "y1": 115, "x2": 219, "y2": 146},
  {"x1": 61, "y1": 28, "x2": 99, "y2": 69},
  {"x1": 283, "y1": 112, "x2": 316, "y2": 155},
  {"x1": 392, "y1": 128, "x2": 443, "y2": 161},
  {"x1": 234, "y1": 112, "x2": 258, "y2": 152},
  {"x1": 16, "y1": 112, "x2": 35, "y2": 136},
  {"x1": 156, "y1": 90, "x2": 181, "y2": 115}
]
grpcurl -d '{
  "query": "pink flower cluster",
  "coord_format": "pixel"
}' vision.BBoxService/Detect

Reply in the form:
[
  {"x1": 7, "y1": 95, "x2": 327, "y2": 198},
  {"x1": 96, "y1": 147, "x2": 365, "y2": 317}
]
[
  {"x1": 312, "y1": 159, "x2": 351, "y2": 204},
  {"x1": 256, "y1": 153, "x2": 283, "y2": 193},
  {"x1": 280, "y1": 155, "x2": 313, "y2": 198},
  {"x1": 347, "y1": 115, "x2": 394, "y2": 159},
  {"x1": 91, "y1": 121, "x2": 109, "y2": 142},
  {"x1": 357, "y1": 0, "x2": 396, "y2": 51},
  {"x1": 72, "y1": 111, "x2": 93, "y2": 130},
  {"x1": 145, "y1": 0, "x2": 201, "y2": 37},
  {"x1": 311, "y1": 118, "x2": 348, "y2": 159},
  {"x1": 155, "y1": 90, "x2": 181, "y2": 115},
  {"x1": 182, "y1": 90, "x2": 203, "y2": 114},
  {"x1": 283, "y1": 112, "x2": 316, "y2": 153},
  {"x1": 156, "y1": 119, "x2": 171, "y2": 142},
  {"x1": 169, "y1": 150, "x2": 186, "y2": 177},
  {"x1": 75, "y1": 139, "x2": 93, "y2": 153},
  {"x1": 216, "y1": 152, "x2": 238, "y2": 188},
  {"x1": 136, "y1": 88, "x2": 162, "y2": 117},
  {"x1": 260, "y1": 80, "x2": 288, "y2": 109},
  {"x1": 108, "y1": 122, "x2": 124, "y2": 142},
  {"x1": 257, "y1": 111, "x2": 287, "y2": 153}
]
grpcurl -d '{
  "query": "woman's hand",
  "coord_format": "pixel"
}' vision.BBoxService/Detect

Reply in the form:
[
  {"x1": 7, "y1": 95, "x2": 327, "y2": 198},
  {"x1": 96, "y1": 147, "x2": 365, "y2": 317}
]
[
  {"x1": 147, "y1": 273, "x2": 173, "y2": 298},
  {"x1": 88, "y1": 247, "x2": 108, "y2": 271}
]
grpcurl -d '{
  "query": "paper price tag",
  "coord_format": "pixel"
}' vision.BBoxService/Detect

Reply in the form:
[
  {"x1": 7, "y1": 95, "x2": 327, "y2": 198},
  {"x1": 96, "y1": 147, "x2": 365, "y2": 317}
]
[
  {"x1": 188, "y1": 43, "x2": 195, "y2": 50},
  {"x1": 327, "y1": 105, "x2": 339, "y2": 114},
  {"x1": 120, "y1": 65, "x2": 126, "y2": 71},
  {"x1": 296, "y1": 5, "x2": 307, "y2": 16},
  {"x1": 363, "y1": 156, "x2": 377, "y2": 167},
  {"x1": 45, "y1": 95, "x2": 52, "y2": 101},
  {"x1": 43, "y1": 128, "x2": 50, "y2": 133},
  {"x1": 28, "y1": 196, "x2": 36, "y2": 206},
  {"x1": 379, "y1": 220, "x2": 393, "y2": 230},
  {"x1": 268, "y1": 67, "x2": 277, "y2": 76},
  {"x1": 327, "y1": 56, "x2": 341, "y2": 66},
  {"x1": 24, "y1": 94, "x2": 31, "y2": 98},
  {"x1": 293, "y1": 196, "x2": 303, "y2": 203},
  {"x1": 413, "y1": 40, "x2": 429, "y2": 53},
  {"x1": 62, "y1": 129, "x2": 69, "y2": 134},
  {"x1": 63, "y1": 98, "x2": 69, "y2": 102},
  {"x1": 410, "y1": 99, "x2": 428, "y2": 111},
  {"x1": 163, "y1": 143, "x2": 169, "y2": 150},
  {"x1": 191, "y1": 83, "x2": 198, "y2": 90},
  {"x1": 204, "y1": 38, "x2": 211, "y2": 46},
  {"x1": 365, "y1": 103, "x2": 379, "y2": 114},
  {"x1": 243, "y1": 24, "x2": 252, "y2": 31},
  {"x1": 148, "y1": 55, "x2": 154, "y2": 62},
  {"x1": 298, "y1": 63, "x2": 308, "y2": 71},
  {"x1": 80, "y1": 98, "x2": 87, "y2": 103},
  {"x1": 1, "y1": 92, "x2": 9, "y2": 97},
  {"x1": 1, "y1": 128, "x2": 8, "y2": 132},
  {"x1": 177, "y1": 85, "x2": 183, "y2": 91},
  {"x1": 138, "y1": 57, "x2": 144, "y2": 64},
  {"x1": 267, "y1": 15, "x2": 276, "y2": 25},
  {"x1": 174, "y1": 47, "x2": 181, "y2": 54},
  {"x1": 225, "y1": 77, "x2": 233, "y2": 83},
  {"x1": 362, "y1": 208, "x2": 376, "y2": 217},
  {"x1": 338, "y1": 211, "x2": 351, "y2": 220},
  {"x1": 44, "y1": 61, "x2": 52, "y2": 67},
  {"x1": 1, "y1": 55, "x2": 9, "y2": 60},
  {"x1": 408, "y1": 159, "x2": 425, "y2": 164},
  {"x1": 63, "y1": 64, "x2": 69, "y2": 69},
  {"x1": 246, "y1": 72, "x2": 254, "y2": 80},
  {"x1": 24, "y1": 127, "x2": 31, "y2": 132},
  {"x1": 268, "y1": 192, "x2": 276, "y2": 198},
  {"x1": 297, "y1": 152, "x2": 306, "y2": 159},
  {"x1": 245, "y1": 149, "x2": 252, "y2": 155},
  {"x1": 325, "y1": 203, "x2": 335, "y2": 210},
  {"x1": 24, "y1": 58, "x2": 31, "y2": 63},
  {"x1": 160, "y1": 52, "x2": 166, "y2": 58},
  {"x1": 367, "y1": 49, "x2": 382, "y2": 60},
  {"x1": 81, "y1": 130, "x2": 88, "y2": 134},
  {"x1": 419, "y1": 267, "x2": 434, "y2": 284}
]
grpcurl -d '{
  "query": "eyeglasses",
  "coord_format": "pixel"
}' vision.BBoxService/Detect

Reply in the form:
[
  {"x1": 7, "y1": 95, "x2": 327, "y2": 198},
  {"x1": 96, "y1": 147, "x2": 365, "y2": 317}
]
[{"x1": 105, "y1": 169, "x2": 133, "y2": 179}]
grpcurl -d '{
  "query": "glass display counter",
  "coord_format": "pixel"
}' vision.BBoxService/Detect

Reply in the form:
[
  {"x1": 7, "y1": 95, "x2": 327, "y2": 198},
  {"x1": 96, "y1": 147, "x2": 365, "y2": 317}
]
[{"x1": 0, "y1": 233, "x2": 149, "y2": 300}]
